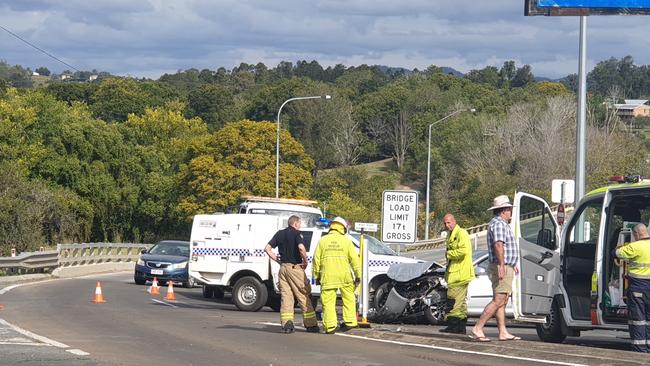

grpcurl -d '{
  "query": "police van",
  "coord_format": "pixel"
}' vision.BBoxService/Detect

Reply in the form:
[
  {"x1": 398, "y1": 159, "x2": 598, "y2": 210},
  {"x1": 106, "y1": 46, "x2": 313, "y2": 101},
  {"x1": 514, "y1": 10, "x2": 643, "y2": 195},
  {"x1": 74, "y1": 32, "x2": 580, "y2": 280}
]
[
  {"x1": 189, "y1": 198, "x2": 419, "y2": 312},
  {"x1": 511, "y1": 176, "x2": 649, "y2": 342}
]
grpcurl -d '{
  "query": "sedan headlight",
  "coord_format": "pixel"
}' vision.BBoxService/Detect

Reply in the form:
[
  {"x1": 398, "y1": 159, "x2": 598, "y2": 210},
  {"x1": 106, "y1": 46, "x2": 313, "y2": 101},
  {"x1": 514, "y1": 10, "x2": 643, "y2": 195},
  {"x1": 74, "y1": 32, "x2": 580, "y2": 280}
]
[
  {"x1": 137, "y1": 258, "x2": 145, "y2": 266},
  {"x1": 169, "y1": 261, "x2": 188, "y2": 270}
]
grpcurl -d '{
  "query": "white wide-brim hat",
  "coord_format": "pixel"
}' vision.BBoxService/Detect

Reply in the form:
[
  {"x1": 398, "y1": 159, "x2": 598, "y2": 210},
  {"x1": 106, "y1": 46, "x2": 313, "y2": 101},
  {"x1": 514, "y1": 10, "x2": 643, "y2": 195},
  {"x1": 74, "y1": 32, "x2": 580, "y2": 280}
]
[{"x1": 488, "y1": 195, "x2": 513, "y2": 211}]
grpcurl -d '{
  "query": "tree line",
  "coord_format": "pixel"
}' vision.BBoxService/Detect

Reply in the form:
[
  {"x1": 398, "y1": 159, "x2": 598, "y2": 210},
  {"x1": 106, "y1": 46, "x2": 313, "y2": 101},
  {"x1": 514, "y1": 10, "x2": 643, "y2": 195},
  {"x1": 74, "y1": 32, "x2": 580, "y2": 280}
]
[{"x1": 0, "y1": 56, "x2": 647, "y2": 253}]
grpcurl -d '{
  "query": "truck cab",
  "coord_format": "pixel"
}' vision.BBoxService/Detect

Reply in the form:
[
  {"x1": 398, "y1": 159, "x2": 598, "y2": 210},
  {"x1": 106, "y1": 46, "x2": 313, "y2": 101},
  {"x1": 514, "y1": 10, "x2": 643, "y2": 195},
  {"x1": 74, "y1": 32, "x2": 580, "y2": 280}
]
[
  {"x1": 234, "y1": 196, "x2": 324, "y2": 228},
  {"x1": 513, "y1": 178, "x2": 650, "y2": 343}
]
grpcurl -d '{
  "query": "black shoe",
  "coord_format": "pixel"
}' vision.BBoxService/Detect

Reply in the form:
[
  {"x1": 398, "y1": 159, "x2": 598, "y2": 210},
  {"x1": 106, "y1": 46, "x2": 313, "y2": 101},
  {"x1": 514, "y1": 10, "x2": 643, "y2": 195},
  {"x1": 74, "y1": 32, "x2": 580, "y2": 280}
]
[
  {"x1": 325, "y1": 326, "x2": 339, "y2": 334},
  {"x1": 439, "y1": 317, "x2": 458, "y2": 333},
  {"x1": 306, "y1": 326, "x2": 320, "y2": 333},
  {"x1": 339, "y1": 323, "x2": 359, "y2": 332},
  {"x1": 282, "y1": 320, "x2": 295, "y2": 334},
  {"x1": 456, "y1": 318, "x2": 467, "y2": 335}
]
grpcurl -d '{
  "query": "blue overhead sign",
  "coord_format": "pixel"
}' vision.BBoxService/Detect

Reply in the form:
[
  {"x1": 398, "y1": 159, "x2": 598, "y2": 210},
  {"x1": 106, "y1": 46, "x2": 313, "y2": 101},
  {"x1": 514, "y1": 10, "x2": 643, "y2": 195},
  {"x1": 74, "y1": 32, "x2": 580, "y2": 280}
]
[
  {"x1": 526, "y1": 0, "x2": 650, "y2": 14},
  {"x1": 538, "y1": 0, "x2": 650, "y2": 6}
]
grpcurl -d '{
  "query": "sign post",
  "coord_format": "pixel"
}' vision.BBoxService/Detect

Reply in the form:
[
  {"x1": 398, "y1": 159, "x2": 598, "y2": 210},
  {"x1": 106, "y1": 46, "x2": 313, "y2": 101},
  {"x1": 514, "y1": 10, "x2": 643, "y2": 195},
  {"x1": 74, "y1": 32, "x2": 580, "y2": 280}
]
[
  {"x1": 381, "y1": 190, "x2": 418, "y2": 253},
  {"x1": 354, "y1": 222, "x2": 378, "y2": 328}
]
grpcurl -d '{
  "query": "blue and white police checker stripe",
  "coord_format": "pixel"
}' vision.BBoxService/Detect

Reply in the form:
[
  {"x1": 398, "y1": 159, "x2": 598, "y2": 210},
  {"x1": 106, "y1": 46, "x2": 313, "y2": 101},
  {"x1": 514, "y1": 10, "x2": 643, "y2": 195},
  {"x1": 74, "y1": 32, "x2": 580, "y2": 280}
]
[
  {"x1": 193, "y1": 248, "x2": 401, "y2": 267},
  {"x1": 193, "y1": 248, "x2": 267, "y2": 257}
]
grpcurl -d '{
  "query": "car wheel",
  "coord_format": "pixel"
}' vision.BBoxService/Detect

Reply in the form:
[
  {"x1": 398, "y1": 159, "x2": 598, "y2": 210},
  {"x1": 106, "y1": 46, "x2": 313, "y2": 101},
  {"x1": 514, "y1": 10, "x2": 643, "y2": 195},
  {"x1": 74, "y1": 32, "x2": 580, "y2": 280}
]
[
  {"x1": 134, "y1": 277, "x2": 146, "y2": 285},
  {"x1": 372, "y1": 282, "x2": 391, "y2": 310},
  {"x1": 423, "y1": 290, "x2": 448, "y2": 325},
  {"x1": 535, "y1": 300, "x2": 567, "y2": 343},
  {"x1": 232, "y1": 276, "x2": 268, "y2": 312},
  {"x1": 183, "y1": 276, "x2": 195, "y2": 288}
]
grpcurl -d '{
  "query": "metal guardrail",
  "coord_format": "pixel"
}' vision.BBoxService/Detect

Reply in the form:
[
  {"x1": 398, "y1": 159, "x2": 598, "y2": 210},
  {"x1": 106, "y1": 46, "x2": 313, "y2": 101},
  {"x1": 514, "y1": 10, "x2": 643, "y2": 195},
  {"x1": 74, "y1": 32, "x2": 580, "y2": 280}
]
[
  {"x1": 0, "y1": 243, "x2": 152, "y2": 275},
  {"x1": 405, "y1": 204, "x2": 572, "y2": 253}
]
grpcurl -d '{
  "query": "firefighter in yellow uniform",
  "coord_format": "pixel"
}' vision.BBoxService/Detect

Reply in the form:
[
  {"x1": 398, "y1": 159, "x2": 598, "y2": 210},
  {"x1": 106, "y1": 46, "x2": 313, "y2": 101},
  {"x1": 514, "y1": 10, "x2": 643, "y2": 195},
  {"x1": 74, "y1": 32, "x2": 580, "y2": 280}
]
[
  {"x1": 615, "y1": 223, "x2": 650, "y2": 353},
  {"x1": 439, "y1": 213, "x2": 474, "y2": 334},
  {"x1": 312, "y1": 217, "x2": 361, "y2": 334}
]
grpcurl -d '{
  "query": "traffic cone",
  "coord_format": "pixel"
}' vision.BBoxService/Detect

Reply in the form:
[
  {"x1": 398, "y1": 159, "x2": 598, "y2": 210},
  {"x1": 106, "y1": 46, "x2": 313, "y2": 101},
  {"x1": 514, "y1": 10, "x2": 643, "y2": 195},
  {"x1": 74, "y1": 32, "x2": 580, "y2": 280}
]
[
  {"x1": 91, "y1": 281, "x2": 106, "y2": 303},
  {"x1": 164, "y1": 281, "x2": 176, "y2": 301},
  {"x1": 148, "y1": 277, "x2": 161, "y2": 295}
]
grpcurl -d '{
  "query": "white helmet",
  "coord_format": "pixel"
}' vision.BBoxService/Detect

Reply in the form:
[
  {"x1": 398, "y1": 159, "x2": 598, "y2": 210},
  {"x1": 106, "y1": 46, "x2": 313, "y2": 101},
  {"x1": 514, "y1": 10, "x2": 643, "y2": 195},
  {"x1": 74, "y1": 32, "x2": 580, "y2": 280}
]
[{"x1": 331, "y1": 216, "x2": 348, "y2": 233}]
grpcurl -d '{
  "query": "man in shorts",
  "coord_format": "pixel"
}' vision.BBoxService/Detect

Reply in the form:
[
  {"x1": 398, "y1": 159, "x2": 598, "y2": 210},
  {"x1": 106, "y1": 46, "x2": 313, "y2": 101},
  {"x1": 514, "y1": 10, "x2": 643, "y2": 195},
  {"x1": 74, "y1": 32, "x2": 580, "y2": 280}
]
[{"x1": 470, "y1": 195, "x2": 521, "y2": 342}]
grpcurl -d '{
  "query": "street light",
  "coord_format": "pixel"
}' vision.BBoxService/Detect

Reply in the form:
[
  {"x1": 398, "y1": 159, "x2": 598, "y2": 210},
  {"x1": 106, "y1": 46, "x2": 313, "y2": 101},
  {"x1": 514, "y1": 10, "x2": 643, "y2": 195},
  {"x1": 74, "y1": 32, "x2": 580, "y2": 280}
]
[
  {"x1": 276, "y1": 95, "x2": 332, "y2": 198},
  {"x1": 425, "y1": 108, "x2": 476, "y2": 240}
]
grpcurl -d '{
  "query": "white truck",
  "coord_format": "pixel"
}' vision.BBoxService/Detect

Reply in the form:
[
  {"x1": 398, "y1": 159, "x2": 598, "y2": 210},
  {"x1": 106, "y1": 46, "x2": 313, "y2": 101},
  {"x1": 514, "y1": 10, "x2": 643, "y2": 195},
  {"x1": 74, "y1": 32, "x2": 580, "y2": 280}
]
[
  {"x1": 511, "y1": 176, "x2": 649, "y2": 343},
  {"x1": 189, "y1": 197, "x2": 419, "y2": 312}
]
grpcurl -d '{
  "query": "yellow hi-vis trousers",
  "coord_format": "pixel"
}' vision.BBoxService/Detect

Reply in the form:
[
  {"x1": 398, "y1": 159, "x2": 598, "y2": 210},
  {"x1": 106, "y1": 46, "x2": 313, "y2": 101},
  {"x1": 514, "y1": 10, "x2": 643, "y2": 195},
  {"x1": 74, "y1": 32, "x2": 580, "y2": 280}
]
[
  {"x1": 446, "y1": 284, "x2": 469, "y2": 319},
  {"x1": 321, "y1": 284, "x2": 357, "y2": 332},
  {"x1": 278, "y1": 264, "x2": 317, "y2": 328}
]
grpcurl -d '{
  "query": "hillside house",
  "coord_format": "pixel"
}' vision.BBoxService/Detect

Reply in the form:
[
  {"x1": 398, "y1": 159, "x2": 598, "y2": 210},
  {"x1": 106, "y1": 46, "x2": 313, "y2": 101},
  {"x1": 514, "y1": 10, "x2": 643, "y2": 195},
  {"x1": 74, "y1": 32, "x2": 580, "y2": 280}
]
[{"x1": 614, "y1": 99, "x2": 650, "y2": 119}]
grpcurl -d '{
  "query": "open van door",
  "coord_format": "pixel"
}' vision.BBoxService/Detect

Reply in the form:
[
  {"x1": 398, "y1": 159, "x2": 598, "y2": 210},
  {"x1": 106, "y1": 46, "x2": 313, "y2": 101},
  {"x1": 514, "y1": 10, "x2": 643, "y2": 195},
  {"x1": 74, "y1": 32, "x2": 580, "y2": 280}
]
[{"x1": 512, "y1": 192, "x2": 561, "y2": 323}]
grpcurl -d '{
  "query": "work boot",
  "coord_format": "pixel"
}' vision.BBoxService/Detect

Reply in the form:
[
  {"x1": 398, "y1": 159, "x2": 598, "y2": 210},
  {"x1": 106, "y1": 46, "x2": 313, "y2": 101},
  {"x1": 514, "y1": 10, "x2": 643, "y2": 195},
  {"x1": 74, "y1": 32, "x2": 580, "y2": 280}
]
[
  {"x1": 282, "y1": 320, "x2": 295, "y2": 334},
  {"x1": 325, "y1": 326, "x2": 339, "y2": 334},
  {"x1": 339, "y1": 323, "x2": 359, "y2": 332},
  {"x1": 439, "y1": 317, "x2": 458, "y2": 333},
  {"x1": 456, "y1": 318, "x2": 467, "y2": 335},
  {"x1": 306, "y1": 326, "x2": 320, "y2": 333}
]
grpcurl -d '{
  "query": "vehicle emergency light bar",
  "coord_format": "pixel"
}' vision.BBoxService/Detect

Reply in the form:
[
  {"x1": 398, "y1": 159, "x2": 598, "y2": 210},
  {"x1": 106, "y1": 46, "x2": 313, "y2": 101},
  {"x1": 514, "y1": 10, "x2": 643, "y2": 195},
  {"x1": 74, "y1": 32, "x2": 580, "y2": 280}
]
[
  {"x1": 241, "y1": 195, "x2": 319, "y2": 206},
  {"x1": 608, "y1": 175, "x2": 650, "y2": 184}
]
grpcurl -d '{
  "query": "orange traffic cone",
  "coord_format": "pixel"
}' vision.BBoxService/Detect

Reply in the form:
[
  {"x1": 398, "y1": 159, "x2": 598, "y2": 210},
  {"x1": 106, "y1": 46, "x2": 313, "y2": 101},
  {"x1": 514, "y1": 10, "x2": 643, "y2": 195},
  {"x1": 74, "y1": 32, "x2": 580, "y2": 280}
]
[
  {"x1": 164, "y1": 281, "x2": 176, "y2": 301},
  {"x1": 149, "y1": 277, "x2": 161, "y2": 295},
  {"x1": 91, "y1": 281, "x2": 107, "y2": 303}
]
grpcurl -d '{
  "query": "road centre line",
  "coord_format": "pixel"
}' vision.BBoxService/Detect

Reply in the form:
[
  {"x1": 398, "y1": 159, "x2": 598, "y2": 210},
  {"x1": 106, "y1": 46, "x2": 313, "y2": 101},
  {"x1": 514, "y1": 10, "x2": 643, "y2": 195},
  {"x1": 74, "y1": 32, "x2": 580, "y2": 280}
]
[{"x1": 257, "y1": 322, "x2": 586, "y2": 366}]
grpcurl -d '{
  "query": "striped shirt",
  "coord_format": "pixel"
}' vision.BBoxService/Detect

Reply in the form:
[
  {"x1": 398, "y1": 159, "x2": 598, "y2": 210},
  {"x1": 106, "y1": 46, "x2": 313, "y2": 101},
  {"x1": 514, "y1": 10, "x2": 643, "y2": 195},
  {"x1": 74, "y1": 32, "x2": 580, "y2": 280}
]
[{"x1": 487, "y1": 215, "x2": 518, "y2": 266}]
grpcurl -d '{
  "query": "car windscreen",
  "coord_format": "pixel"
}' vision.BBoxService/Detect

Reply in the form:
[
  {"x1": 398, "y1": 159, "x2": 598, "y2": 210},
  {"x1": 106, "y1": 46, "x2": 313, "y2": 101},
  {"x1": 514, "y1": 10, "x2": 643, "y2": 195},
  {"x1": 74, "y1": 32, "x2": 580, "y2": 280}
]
[
  {"x1": 349, "y1": 233, "x2": 397, "y2": 256},
  {"x1": 149, "y1": 242, "x2": 190, "y2": 257}
]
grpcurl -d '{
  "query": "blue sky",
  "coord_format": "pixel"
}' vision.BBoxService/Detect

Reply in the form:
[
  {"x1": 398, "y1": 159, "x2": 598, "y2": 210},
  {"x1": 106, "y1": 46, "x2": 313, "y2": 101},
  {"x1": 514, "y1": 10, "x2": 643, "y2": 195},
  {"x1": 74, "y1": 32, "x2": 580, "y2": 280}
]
[{"x1": 1, "y1": 0, "x2": 649, "y2": 79}]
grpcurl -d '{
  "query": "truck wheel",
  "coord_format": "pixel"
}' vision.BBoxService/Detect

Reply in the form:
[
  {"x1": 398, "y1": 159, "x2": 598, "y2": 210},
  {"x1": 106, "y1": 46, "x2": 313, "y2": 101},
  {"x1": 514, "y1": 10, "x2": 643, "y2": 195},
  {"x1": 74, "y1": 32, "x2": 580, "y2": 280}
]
[
  {"x1": 183, "y1": 276, "x2": 195, "y2": 288},
  {"x1": 233, "y1": 276, "x2": 268, "y2": 312},
  {"x1": 535, "y1": 300, "x2": 567, "y2": 343},
  {"x1": 267, "y1": 296, "x2": 281, "y2": 312}
]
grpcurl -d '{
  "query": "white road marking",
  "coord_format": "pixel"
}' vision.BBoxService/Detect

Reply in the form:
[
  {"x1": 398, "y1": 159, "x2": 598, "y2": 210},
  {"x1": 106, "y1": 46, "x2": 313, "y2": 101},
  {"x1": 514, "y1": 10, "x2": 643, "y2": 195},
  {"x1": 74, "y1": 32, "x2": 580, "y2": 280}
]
[
  {"x1": 0, "y1": 318, "x2": 69, "y2": 348},
  {"x1": 257, "y1": 322, "x2": 587, "y2": 366},
  {"x1": 151, "y1": 298, "x2": 179, "y2": 308},
  {"x1": 67, "y1": 349, "x2": 90, "y2": 356}
]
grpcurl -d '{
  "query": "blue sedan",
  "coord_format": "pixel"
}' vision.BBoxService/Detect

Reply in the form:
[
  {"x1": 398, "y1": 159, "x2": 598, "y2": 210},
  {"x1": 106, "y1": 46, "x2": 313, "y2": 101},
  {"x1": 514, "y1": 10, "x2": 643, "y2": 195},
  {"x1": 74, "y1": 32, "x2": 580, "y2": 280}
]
[{"x1": 134, "y1": 240, "x2": 194, "y2": 288}]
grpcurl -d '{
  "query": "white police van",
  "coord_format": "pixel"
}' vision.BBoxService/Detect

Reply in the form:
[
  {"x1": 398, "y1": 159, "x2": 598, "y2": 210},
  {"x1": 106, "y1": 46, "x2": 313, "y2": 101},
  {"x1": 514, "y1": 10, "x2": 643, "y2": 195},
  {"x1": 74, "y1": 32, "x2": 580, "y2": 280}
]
[
  {"x1": 189, "y1": 197, "x2": 419, "y2": 311},
  {"x1": 511, "y1": 177, "x2": 649, "y2": 343}
]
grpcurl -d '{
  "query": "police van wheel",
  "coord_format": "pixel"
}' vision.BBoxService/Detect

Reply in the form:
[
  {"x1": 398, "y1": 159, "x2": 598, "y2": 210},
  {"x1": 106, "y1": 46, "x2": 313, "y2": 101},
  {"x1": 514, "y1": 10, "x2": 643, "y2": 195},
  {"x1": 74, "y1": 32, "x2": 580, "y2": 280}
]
[
  {"x1": 535, "y1": 300, "x2": 567, "y2": 343},
  {"x1": 233, "y1": 276, "x2": 268, "y2": 312}
]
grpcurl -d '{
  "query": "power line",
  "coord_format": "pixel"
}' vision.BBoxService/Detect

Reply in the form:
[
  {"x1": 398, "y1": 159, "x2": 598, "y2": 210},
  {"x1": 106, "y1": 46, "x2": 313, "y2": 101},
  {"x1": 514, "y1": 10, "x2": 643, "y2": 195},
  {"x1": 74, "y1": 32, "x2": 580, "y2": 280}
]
[{"x1": 0, "y1": 24, "x2": 81, "y2": 72}]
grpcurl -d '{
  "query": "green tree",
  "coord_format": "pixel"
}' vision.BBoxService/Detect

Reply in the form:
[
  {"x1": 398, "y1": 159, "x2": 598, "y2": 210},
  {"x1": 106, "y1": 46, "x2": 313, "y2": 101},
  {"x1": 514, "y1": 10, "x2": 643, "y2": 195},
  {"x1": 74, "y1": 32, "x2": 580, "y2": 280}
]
[
  {"x1": 35, "y1": 67, "x2": 51, "y2": 76},
  {"x1": 186, "y1": 84, "x2": 241, "y2": 130},
  {"x1": 178, "y1": 120, "x2": 314, "y2": 217}
]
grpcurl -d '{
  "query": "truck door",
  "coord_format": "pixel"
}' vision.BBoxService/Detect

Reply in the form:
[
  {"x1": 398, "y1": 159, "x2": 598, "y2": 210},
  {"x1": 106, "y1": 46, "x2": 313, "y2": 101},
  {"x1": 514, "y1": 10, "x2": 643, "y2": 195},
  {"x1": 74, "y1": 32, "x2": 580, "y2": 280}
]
[{"x1": 512, "y1": 192, "x2": 561, "y2": 323}]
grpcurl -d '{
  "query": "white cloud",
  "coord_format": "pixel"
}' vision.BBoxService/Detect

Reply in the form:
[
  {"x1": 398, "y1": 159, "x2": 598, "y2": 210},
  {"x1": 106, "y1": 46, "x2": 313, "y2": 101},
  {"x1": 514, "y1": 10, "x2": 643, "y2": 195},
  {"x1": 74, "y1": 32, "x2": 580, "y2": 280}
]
[{"x1": 1, "y1": 0, "x2": 649, "y2": 79}]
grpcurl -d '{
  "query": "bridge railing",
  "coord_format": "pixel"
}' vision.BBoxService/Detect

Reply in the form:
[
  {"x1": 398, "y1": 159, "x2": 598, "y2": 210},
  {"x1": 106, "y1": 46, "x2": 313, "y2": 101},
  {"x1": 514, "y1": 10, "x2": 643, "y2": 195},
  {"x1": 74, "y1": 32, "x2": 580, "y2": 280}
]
[{"x1": 0, "y1": 243, "x2": 152, "y2": 275}]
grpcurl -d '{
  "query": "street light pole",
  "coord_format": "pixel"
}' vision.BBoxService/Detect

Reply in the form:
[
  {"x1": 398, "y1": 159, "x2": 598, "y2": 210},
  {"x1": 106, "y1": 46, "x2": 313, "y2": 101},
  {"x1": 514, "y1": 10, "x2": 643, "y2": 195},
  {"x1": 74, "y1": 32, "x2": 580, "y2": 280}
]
[
  {"x1": 425, "y1": 108, "x2": 475, "y2": 240},
  {"x1": 276, "y1": 95, "x2": 332, "y2": 198}
]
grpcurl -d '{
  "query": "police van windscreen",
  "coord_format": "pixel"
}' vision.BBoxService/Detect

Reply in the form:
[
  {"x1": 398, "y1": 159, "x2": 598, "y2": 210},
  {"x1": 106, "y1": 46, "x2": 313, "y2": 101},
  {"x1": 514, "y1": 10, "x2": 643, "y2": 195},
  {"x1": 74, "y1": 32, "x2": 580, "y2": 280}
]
[
  {"x1": 248, "y1": 209, "x2": 321, "y2": 227},
  {"x1": 349, "y1": 233, "x2": 397, "y2": 256}
]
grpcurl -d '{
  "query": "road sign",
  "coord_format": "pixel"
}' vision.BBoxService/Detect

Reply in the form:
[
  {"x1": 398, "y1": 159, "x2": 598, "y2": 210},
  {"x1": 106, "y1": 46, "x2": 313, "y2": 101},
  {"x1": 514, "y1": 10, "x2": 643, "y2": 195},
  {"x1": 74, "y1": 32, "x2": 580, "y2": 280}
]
[
  {"x1": 354, "y1": 222, "x2": 378, "y2": 232},
  {"x1": 381, "y1": 190, "x2": 418, "y2": 243},
  {"x1": 552, "y1": 179, "x2": 575, "y2": 203}
]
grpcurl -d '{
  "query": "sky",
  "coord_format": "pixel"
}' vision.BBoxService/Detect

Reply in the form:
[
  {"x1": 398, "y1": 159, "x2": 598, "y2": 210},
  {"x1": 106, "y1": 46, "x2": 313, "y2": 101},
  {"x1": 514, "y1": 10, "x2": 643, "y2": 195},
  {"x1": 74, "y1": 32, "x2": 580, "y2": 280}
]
[{"x1": 1, "y1": 0, "x2": 650, "y2": 79}]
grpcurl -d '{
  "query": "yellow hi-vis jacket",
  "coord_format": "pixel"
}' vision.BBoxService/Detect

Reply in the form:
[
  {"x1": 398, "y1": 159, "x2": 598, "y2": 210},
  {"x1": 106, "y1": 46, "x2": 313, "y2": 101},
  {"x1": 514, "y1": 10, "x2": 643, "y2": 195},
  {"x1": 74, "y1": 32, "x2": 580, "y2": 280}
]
[
  {"x1": 616, "y1": 238, "x2": 650, "y2": 279},
  {"x1": 445, "y1": 225, "x2": 475, "y2": 287},
  {"x1": 312, "y1": 228, "x2": 361, "y2": 290}
]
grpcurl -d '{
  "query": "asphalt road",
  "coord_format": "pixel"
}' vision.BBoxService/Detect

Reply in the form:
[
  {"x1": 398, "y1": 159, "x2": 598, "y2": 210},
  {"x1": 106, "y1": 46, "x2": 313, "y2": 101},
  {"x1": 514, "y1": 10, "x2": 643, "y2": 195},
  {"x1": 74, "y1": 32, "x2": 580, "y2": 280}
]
[{"x1": 0, "y1": 273, "x2": 646, "y2": 366}]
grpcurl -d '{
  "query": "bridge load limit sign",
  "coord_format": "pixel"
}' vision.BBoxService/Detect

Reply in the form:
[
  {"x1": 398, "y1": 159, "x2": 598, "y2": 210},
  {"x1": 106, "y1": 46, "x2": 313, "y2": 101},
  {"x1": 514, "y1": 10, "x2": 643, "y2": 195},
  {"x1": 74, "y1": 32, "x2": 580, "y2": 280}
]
[{"x1": 381, "y1": 190, "x2": 418, "y2": 243}]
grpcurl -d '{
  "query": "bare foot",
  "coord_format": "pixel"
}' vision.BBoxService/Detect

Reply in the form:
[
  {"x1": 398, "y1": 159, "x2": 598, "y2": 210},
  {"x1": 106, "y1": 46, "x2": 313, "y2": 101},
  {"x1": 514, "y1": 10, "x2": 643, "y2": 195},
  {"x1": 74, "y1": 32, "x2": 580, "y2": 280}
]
[{"x1": 470, "y1": 327, "x2": 486, "y2": 339}]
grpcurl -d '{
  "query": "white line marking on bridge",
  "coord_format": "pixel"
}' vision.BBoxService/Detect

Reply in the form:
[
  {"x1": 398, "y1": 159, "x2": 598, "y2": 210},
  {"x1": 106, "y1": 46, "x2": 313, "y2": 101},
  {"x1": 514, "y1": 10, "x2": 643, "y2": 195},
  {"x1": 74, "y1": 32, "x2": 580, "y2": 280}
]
[
  {"x1": 0, "y1": 318, "x2": 69, "y2": 348},
  {"x1": 67, "y1": 349, "x2": 90, "y2": 356},
  {"x1": 257, "y1": 322, "x2": 587, "y2": 366},
  {"x1": 151, "y1": 298, "x2": 178, "y2": 308}
]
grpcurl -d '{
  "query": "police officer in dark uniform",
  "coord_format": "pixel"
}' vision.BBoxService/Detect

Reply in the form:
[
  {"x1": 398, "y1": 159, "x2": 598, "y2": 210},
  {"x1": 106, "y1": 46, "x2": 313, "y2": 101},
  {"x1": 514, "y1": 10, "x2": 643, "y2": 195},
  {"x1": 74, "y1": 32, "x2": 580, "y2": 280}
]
[{"x1": 265, "y1": 215, "x2": 319, "y2": 333}]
